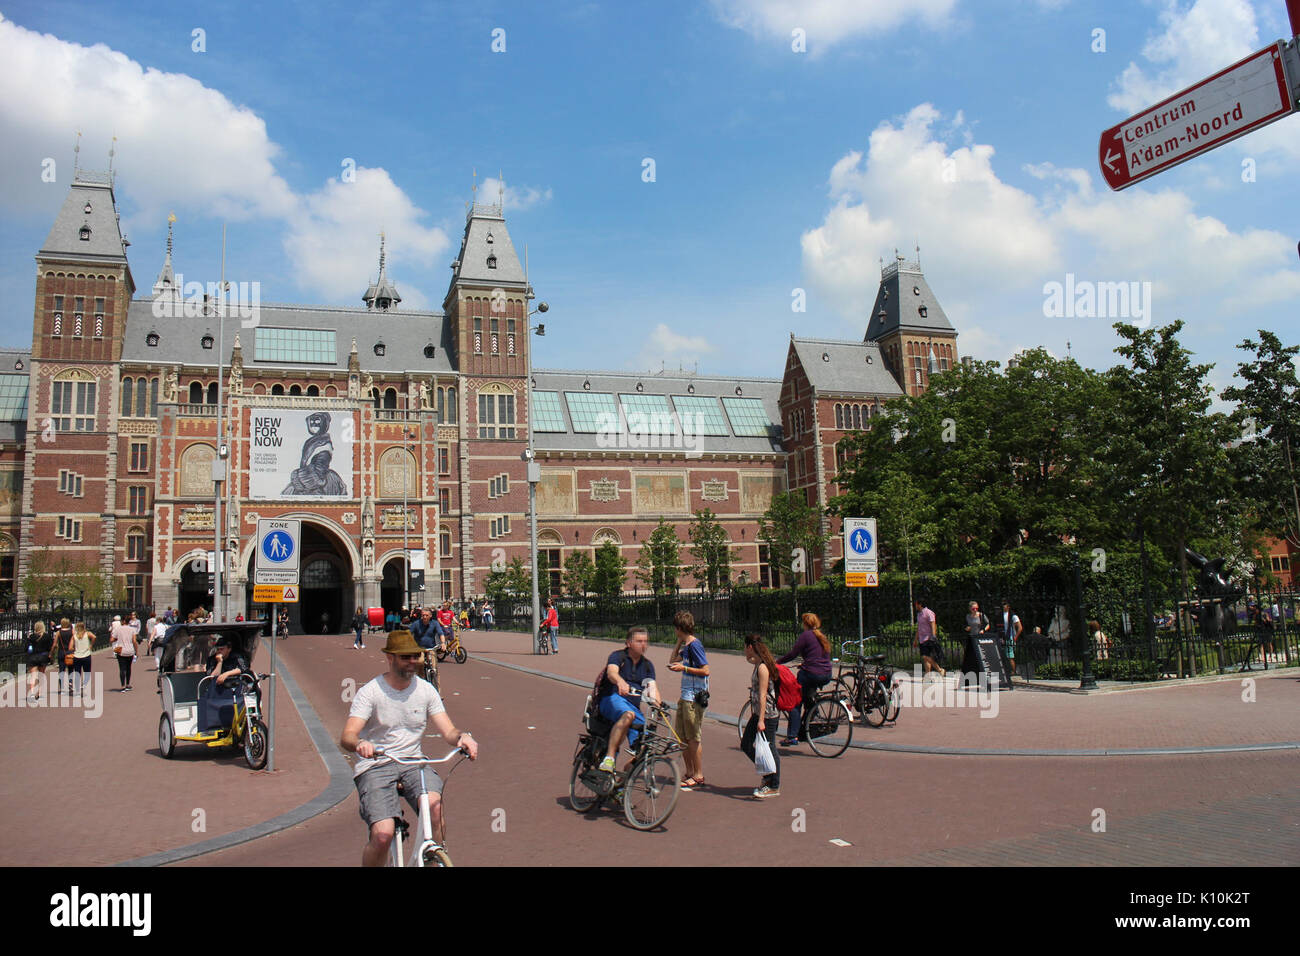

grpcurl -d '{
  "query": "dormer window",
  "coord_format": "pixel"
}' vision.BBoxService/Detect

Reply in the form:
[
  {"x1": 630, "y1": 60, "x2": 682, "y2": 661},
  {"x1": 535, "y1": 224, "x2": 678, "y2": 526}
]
[
  {"x1": 374, "y1": 341, "x2": 386, "y2": 357},
  {"x1": 146, "y1": 330, "x2": 160, "y2": 347},
  {"x1": 14, "y1": 359, "x2": 23, "y2": 371},
  {"x1": 734, "y1": 386, "x2": 743, "y2": 396},
  {"x1": 424, "y1": 343, "x2": 436, "y2": 358},
  {"x1": 687, "y1": 384, "x2": 695, "y2": 394},
  {"x1": 635, "y1": 382, "x2": 644, "y2": 392},
  {"x1": 83, "y1": 202, "x2": 92, "y2": 214},
  {"x1": 201, "y1": 332, "x2": 215, "y2": 350},
  {"x1": 79, "y1": 225, "x2": 91, "y2": 241},
  {"x1": 486, "y1": 231, "x2": 494, "y2": 244},
  {"x1": 486, "y1": 253, "x2": 497, "y2": 269},
  {"x1": 913, "y1": 286, "x2": 921, "y2": 295},
  {"x1": 918, "y1": 306, "x2": 928, "y2": 318}
]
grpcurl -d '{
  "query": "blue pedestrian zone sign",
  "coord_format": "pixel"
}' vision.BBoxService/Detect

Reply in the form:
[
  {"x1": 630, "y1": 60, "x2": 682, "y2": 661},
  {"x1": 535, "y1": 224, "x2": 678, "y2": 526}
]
[
  {"x1": 261, "y1": 530, "x2": 294, "y2": 564},
  {"x1": 849, "y1": 528, "x2": 873, "y2": 554}
]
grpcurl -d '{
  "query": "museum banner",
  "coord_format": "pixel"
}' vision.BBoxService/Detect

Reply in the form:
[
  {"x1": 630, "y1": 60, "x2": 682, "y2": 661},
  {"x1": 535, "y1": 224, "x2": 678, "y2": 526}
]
[{"x1": 249, "y1": 409, "x2": 354, "y2": 499}]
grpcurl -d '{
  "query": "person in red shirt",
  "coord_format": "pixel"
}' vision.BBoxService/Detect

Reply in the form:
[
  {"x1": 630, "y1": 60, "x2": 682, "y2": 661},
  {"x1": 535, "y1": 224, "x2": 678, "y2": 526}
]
[
  {"x1": 544, "y1": 598, "x2": 559, "y2": 653},
  {"x1": 435, "y1": 602, "x2": 455, "y2": 654}
]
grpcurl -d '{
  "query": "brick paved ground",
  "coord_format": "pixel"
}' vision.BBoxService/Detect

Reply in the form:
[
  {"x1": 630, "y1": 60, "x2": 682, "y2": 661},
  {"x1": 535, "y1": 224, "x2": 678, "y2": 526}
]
[
  {"x1": 185, "y1": 628, "x2": 1299, "y2": 867},
  {"x1": 0, "y1": 643, "x2": 325, "y2": 865}
]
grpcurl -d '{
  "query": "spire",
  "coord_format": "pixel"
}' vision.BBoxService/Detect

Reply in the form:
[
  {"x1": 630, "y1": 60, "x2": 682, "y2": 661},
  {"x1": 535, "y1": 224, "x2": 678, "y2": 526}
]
[
  {"x1": 152, "y1": 212, "x2": 179, "y2": 302},
  {"x1": 362, "y1": 232, "x2": 401, "y2": 311}
]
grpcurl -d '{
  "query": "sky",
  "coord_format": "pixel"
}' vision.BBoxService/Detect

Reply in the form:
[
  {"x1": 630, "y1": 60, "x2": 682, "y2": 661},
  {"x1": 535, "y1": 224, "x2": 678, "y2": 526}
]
[{"x1": 0, "y1": 0, "x2": 1297, "y2": 397}]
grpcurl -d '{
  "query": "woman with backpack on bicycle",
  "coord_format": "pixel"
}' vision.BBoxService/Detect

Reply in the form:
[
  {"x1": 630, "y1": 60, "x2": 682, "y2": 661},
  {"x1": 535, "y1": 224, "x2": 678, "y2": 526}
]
[
  {"x1": 741, "y1": 634, "x2": 781, "y2": 799},
  {"x1": 777, "y1": 613, "x2": 833, "y2": 748}
]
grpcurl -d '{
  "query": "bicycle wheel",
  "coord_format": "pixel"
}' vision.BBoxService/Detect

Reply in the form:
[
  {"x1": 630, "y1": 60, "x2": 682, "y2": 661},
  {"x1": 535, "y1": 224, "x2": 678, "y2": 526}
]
[
  {"x1": 623, "y1": 756, "x2": 680, "y2": 830},
  {"x1": 454, "y1": 645, "x2": 467, "y2": 664},
  {"x1": 244, "y1": 718, "x2": 269, "y2": 770},
  {"x1": 805, "y1": 696, "x2": 852, "y2": 757},
  {"x1": 569, "y1": 753, "x2": 603, "y2": 812},
  {"x1": 422, "y1": 847, "x2": 453, "y2": 867},
  {"x1": 435, "y1": 646, "x2": 448, "y2": 662},
  {"x1": 832, "y1": 676, "x2": 858, "y2": 720},
  {"x1": 423, "y1": 662, "x2": 439, "y2": 693},
  {"x1": 885, "y1": 684, "x2": 902, "y2": 722},
  {"x1": 735, "y1": 699, "x2": 752, "y2": 744},
  {"x1": 863, "y1": 680, "x2": 888, "y2": 727}
]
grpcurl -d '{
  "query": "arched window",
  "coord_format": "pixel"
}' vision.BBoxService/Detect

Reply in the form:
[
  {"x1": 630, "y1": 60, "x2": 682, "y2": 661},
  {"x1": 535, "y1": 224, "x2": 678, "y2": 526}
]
[
  {"x1": 852, "y1": 405, "x2": 861, "y2": 429},
  {"x1": 189, "y1": 382, "x2": 203, "y2": 404},
  {"x1": 436, "y1": 387, "x2": 445, "y2": 423},
  {"x1": 289, "y1": 384, "x2": 302, "y2": 396},
  {"x1": 271, "y1": 384, "x2": 285, "y2": 396},
  {"x1": 206, "y1": 382, "x2": 218, "y2": 405},
  {"x1": 136, "y1": 377, "x2": 148, "y2": 417},
  {"x1": 306, "y1": 384, "x2": 319, "y2": 397},
  {"x1": 149, "y1": 378, "x2": 159, "y2": 417},
  {"x1": 121, "y1": 378, "x2": 133, "y2": 417},
  {"x1": 384, "y1": 388, "x2": 397, "y2": 409},
  {"x1": 835, "y1": 404, "x2": 843, "y2": 429},
  {"x1": 447, "y1": 387, "x2": 457, "y2": 423},
  {"x1": 371, "y1": 388, "x2": 381, "y2": 408}
]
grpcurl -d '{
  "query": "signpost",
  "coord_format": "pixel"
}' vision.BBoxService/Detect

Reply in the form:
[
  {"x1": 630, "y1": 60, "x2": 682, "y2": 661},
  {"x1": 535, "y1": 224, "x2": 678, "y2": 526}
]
[
  {"x1": 256, "y1": 518, "x2": 301, "y2": 773},
  {"x1": 1099, "y1": 40, "x2": 1298, "y2": 190},
  {"x1": 843, "y1": 518, "x2": 878, "y2": 642}
]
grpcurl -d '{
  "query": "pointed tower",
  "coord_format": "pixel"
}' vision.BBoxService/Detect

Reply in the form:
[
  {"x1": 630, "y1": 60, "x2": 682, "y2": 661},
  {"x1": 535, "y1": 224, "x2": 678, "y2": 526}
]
[
  {"x1": 864, "y1": 252, "x2": 959, "y2": 396},
  {"x1": 151, "y1": 212, "x2": 182, "y2": 314},
  {"x1": 362, "y1": 234, "x2": 401, "y2": 311}
]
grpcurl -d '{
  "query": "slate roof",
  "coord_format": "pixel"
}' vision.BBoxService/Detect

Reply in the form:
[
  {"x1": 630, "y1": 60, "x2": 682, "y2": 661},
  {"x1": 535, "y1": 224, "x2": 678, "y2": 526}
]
[
  {"x1": 38, "y1": 176, "x2": 132, "y2": 268},
  {"x1": 531, "y1": 369, "x2": 784, "y2": 456},
  {"x1": 864, "y1": 259, "x2": 957, "y2": 342},
  {"x1": 450, "y1": 203, "x2": 527, "y2": 287},
  {"x1": 120, "y1": 300, "x2": 455, "y2": 376},
  {"x1": 789, "y1": 337, "x2": 904, "y2": 398}
]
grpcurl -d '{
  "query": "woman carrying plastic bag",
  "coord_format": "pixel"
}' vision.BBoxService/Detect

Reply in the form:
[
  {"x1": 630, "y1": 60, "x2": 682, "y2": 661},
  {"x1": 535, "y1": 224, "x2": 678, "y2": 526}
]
[{"x1": 741, "y1": 634, "x2": 781, "y2": 798}]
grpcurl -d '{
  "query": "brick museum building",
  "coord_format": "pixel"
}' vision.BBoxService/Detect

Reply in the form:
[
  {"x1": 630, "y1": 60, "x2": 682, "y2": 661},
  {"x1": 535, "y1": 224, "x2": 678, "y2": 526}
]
[{"x1": 0, "y1": 170, "x2": 960, "y2": 630}]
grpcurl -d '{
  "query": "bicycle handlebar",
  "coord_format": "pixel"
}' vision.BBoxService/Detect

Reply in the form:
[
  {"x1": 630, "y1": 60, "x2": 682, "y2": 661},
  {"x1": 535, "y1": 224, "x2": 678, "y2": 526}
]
[{"x1": 371, "y1": 747, "x2": 468, "y2": 766}]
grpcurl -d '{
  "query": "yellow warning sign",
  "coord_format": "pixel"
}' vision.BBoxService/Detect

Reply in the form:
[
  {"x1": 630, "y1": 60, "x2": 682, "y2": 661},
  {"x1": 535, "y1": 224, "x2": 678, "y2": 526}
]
[
  {"x1": 253, "y1": 584, "x2": 299, "y2": 603},
  {"x1": 846, "y1": 572, "x2": 879, "y2": 588}
]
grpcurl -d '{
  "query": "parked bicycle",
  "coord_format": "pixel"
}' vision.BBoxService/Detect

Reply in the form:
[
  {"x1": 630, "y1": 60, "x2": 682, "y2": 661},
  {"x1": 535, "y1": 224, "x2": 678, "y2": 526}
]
[
  {"x1": 569, "y1": 692, "x2": 683, "y2": 829},
  {"x1": 831, "y1": 639, "x2": 901, "y2": 727},
  {"x1": 372, "y1": 748, "x2": 468, "y2": 867}
]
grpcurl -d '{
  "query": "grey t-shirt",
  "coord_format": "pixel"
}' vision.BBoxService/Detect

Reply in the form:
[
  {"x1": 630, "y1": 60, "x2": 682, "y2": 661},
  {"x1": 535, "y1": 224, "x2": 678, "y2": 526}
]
[{"x1": 348, "y1": 675, "x2": 446, "y2": 779}]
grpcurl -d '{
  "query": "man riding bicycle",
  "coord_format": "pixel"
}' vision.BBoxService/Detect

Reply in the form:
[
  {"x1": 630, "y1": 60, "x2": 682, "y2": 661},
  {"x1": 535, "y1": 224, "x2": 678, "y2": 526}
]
[
  {"x1": 435, "y1": 602, "x2": 456, "y2": 654},
  {"x1": 596, "y1": 626, "x2": 660, "y2": 775},
  {"x1": 340, "y1": 629, "x2": 478, "y2": 867}
]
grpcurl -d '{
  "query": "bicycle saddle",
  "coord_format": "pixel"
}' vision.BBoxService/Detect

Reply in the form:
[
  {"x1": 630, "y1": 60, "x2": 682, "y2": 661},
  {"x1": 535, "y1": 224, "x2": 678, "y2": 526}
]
[{"x1": 863, "y1": 653, "x2": 886, "y2": 663}]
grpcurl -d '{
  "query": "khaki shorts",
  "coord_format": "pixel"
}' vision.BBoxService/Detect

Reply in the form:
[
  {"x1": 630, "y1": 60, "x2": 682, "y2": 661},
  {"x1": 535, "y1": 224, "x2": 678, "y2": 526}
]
[{"x1": 674, "y1": 699, "x2": 705, "y2": 742}]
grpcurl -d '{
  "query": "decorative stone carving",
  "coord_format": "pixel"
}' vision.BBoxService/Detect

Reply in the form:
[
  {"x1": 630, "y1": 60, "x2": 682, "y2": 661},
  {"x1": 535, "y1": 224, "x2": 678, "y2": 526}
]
[
  {"x1": 181, "y1": 507, "x2": 215, "y2": 530},
  {"x1": 163, "y1": 367, "x2": 178, "y2": 403},
  {"x1": 361, "y1": 498, "x2": 374, "y2": 536},
  {"x1": 348, "y1": 373, "x2": 360, "y2": 400},
  {"x1": 245, "y1": 512, "x2": 259, "y2": 525},
  {"x1": 178, "y1": 444, "x2": 216, "y2": 497},
  {"x1": 379, "y1": 448, "x2": 416, "y2": 498},
  {"x1": 381, "y1": 506, "x2": 416, "y2": 531},
  {"x1": 363, "y1": 373, "x2": 374, "y2": 396},
  {"x1": 228, "y1": 363, "x2": 242, "y2": 396},
  {"x1": 537, "y1": 472, "x2": 575, "y2": 515},
  {"x1": 342, "y1": 512, "x2": 357, "y2": 525},
  {"x1": 418, "y1": 380, "x2": 430, "y2": 410},
  {"x1": 741, "y1": 474, "x2": 782, "y2": 514},
  {"x1": 363, "y1": 539, "x2": 374, "y2": 570},
  {"x1": 590, "y1": 478, "x2": 619, "y2": 502},
  {"x1": 701, "y1": 479, "x2": 728, "y2": 502}
]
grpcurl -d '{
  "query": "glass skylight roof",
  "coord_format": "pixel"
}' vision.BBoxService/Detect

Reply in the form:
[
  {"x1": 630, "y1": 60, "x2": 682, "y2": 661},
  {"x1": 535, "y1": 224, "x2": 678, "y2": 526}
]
[
  {"x1": 618, "y1": 393, "x2": 676, "y2": 435},
  {"x1": 532, "y1": 391, "x2": 567, "y2": 432},
  {"x1": 721, "y1": 396, "x2": 776, "y2": 437},
  {"x1": 564, "y1": 391, "x2": 618, "y2": 433},
  {"x1": 254, "y1": 328, "x2": 336, "y2": 364},
  {"x1": 670, "y1": 395, "x2": 731, "y2": 436},
  {"x1": 0, "y1": 374, "x2": 29, "y2": 420}
]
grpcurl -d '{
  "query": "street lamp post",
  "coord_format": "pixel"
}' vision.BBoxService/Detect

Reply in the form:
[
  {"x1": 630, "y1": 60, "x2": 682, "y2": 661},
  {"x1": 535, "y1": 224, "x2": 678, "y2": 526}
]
[
  {"x1": 403, "y1": 426, "x2": 414, "y2": 613},
  {"x1": 524, "y1": 300, "x2": 548, "y2": 645},
  {"x1": 212, "y1": 228, "x2": 230, "y2": 622}
]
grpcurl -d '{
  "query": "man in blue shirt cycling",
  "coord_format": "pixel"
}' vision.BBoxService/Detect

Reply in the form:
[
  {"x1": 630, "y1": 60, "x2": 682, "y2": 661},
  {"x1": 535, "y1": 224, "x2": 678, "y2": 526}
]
[{"x1": 597, "y1": 626, "x2": 659, "y2": 774}]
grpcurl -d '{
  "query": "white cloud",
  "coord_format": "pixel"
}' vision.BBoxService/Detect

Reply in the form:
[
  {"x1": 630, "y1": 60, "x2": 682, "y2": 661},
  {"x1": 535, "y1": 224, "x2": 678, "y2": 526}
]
[
  {"x1": 479, "y1": 176, "x2": 553, "y2": 213},
  {"x1": 634, "y1": 323, "x2": 716, "y2": 372},
  {"x1": 710, "y1": 0, "x2": 957, "y2": 49},
  {"x1": 0, "y1": 14, "x2": 448, "y2": 306},
  {"x1": 801, "y1": 101, "x2": 1298, "y2": 374}
]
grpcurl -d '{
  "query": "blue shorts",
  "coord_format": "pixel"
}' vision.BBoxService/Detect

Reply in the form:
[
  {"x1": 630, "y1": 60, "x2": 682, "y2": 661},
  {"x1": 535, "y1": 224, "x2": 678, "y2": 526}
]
[{"x1": 598, "y1": 694, "x2": 645, "y2": 747}]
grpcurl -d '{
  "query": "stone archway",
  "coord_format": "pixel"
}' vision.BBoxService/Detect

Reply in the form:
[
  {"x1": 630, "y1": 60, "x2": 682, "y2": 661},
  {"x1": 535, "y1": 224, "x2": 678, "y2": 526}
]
[{"x1": 244, "y1": 520, "x2": 356, "y2": 635}]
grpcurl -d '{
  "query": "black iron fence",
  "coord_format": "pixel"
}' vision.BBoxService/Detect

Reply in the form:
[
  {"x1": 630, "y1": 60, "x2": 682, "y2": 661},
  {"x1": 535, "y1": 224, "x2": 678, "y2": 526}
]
[
  {"x1": 0, "y1": 602, "x2": 141, "y2": 674},
  {"x1": 489, "y1": 579, "x2": 1298, "y2": 683}
]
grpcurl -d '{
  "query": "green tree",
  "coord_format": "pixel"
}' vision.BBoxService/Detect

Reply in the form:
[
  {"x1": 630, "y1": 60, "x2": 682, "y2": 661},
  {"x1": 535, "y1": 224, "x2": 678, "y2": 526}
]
[
  {"x1": 687, "y1": 508, "x2": 731, "y2": 593},
  {"x1": 504, "y1": 556, "x2": 533, "y2": 602},
  {"x1": 757, "y1": 490, "x2": 829, "y2": 587},
  {"x1": 22, "y1": 548, "x2": 115, "y2": 604},
  {"x1": 635, "y1": 518, "x2": 682, "y2": 594},
  {"x1": 563, "y1": 550, "x2": 596, "y2": 597},
  {"x1": 831, "y1": 470, "x2": 936, "y2": 606},
  {"x1": 1221, "y1": 330, "x2": 1300, "y2": 558},
  {"x1": 1102, "y1": 321, "x2": 1242, "y2": 599},
  {"x1": 592, "y1": 541, "x2": 627, "y2": 598},
  {"x1": 482, "y1": 567, "x2": 511, "y2": 604}
]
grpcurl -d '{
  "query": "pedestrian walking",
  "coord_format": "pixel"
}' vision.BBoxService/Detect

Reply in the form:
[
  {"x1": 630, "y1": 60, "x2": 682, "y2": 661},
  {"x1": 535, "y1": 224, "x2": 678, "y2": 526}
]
[
  {"x1": 25, "y1": 621, "x2": 52, "y2": 701},
  {"x1": 1257, "y1": 605, "x2": 1275, "y2": 662},
  {"x1": 914, "y1": 599, "x2": 945, "y2": 678},
  {"x1": 961, "y1": 600, "x2": 989, "y2": 685},
  {"x1": 998, "y1": 599, "x2": 1022, "y2": 676},
  {"x1": 482, "y1": 602, "x2": 494, "y2": 631},
  {"x1": 352, "y1": 607, "x2": 367, "y2": 649},
  {"x1": 667, "y1": 611, "x2": 709, "y2": 788},
  {"x1": 544, "y1": 598, "x2": 559, "y2": 653},
  {"x1": 1089, "y1": 619, "x2": 1110, "y2": 661},
  {"x1": 740, "y1": 634, "x2": 781, "y2": 799},
  {"x1": 54, "y1": 618, "x2": 74, "y2": 695},
  {"x1": 777, "y1": 612, "x2": 832, "y2": 747},
  {"x1": 110, "y1": 615, "x2": 138, "y2": 691},
  {"x1": 71, "y1": 621, "x2": 95, "y2": 696},
  {"x1": 151, "y1": 617, "x2": 168, "y2": 670}
]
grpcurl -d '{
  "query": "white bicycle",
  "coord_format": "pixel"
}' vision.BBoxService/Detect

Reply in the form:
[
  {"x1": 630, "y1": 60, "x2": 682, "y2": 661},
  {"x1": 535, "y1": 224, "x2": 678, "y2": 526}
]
[{"x1": 372, "y1": 748, "x2": 468, "y2": 867}]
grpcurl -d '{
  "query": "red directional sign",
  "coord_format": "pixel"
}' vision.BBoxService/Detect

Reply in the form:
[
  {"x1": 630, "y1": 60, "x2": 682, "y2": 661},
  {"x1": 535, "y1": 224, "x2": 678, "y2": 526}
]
[{"x1": 1099, "y1": 42, "x2": 1296, "y2": 190}]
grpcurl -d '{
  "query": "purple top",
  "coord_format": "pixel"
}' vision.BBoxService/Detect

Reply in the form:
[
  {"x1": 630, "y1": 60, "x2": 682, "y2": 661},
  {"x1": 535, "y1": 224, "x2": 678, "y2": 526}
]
[{"x1": 778, "y1": 630, "x2": 832, "y2": 679}]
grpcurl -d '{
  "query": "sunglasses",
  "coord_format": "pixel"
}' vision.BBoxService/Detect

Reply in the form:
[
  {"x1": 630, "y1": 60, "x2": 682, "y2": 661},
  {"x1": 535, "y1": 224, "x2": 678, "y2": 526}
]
[{"x1": 396, "y1": 653, "x2": 423, "y2": 661}]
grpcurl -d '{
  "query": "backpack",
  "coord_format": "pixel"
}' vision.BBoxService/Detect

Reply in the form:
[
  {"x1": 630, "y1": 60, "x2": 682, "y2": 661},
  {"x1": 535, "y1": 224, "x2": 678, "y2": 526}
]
[
  {"x1": 588, "y1": 651, "x2": 631, "y2": 720},
  {"x1": 774, "y1": 663, "x2": 801, "y2": 712}
]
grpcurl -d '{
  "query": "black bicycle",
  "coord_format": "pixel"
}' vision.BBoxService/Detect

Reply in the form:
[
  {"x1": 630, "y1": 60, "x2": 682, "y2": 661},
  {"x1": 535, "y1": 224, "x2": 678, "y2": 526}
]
[
  {"x1": 569, "y1": 693, "x2": 682, "y2": 830},
  {"x1": 831, "y1": 639, "x2": 900, "y2": 727},
  {"x1": 735, "y1": 682, "x2": 854, "y2": 757}
]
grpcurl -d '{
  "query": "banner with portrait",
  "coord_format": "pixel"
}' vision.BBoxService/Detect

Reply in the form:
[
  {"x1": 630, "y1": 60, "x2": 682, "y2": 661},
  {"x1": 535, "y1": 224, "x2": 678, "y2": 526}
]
[{"x1": 249, "y1": 409, "x2": 354, "y2": 499}]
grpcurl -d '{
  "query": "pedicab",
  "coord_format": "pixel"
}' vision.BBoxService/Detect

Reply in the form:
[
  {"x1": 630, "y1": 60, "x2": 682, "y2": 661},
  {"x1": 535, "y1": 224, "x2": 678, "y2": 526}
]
[{"x1": 156, "y1": 621, "x2": 270, "y2": 770}]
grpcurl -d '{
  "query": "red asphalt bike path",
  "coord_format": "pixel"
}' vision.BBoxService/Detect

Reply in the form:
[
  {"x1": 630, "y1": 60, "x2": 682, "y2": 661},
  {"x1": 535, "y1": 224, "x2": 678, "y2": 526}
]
[{"x1": 182, "y1": 629, "x2": 1298, "y2": 867}]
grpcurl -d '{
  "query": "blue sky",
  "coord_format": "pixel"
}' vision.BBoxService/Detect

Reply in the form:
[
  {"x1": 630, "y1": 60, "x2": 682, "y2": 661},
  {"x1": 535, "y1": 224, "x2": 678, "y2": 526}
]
[{"x1": 1, "y1": 0, "x2": 1297, "y2": 393}]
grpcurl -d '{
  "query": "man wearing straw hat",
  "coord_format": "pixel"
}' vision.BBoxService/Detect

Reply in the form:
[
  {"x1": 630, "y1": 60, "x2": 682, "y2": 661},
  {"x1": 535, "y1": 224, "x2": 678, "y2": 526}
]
[{"x1": 340, "y1": 629, "x2": 479, "y2": 867}]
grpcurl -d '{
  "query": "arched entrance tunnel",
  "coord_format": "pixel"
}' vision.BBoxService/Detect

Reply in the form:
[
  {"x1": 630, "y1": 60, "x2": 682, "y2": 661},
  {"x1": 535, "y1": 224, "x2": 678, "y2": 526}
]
[{"x1": 246, "y1": 522, "x2": 355, "y2": 635}]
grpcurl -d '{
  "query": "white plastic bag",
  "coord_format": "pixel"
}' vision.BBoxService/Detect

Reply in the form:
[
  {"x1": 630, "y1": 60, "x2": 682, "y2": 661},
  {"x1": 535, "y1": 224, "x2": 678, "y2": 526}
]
[{"x1": 754, "y1": 733, "x2": 776, "y2": 775}]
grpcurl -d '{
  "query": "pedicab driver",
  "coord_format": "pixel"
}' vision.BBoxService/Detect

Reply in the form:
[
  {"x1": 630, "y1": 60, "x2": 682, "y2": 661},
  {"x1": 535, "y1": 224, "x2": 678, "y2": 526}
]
[{"x1": 340, "y1": 629, "x2": 479, "y2": 867}]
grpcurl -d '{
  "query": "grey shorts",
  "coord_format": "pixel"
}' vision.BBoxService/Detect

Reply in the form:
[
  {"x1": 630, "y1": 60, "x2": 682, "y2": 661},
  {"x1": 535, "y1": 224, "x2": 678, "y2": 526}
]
[{"x1": 355, "y1": 759, "x2": 444, "y2": 828}]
